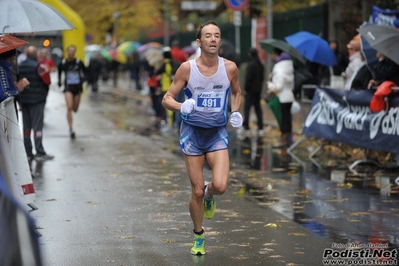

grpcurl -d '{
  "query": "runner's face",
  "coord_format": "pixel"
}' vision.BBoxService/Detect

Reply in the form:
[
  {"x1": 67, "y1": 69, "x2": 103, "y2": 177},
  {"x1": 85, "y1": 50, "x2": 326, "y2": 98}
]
[
  {"x1": 67, "y1": 47, "x2": 76, "y2": 59},
  {"x1": 197, "y1": 24, "x2": 221, "y2": 55}
]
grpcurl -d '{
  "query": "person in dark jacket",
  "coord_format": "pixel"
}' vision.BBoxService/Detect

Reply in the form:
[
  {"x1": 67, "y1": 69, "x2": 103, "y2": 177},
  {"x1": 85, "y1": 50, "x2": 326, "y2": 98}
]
[
  {"x1": 18, "y1": 46, "x2": 54, "y2": 161},
  {"x1": 350, "y1": 54, "x2": 373, "y2": 91},
  {"x1": 87, "y1": 51, "x2": 102, "y2": 92},
  {"x1": 242, "y1": 48, "x2": 265, "y2": 134}
]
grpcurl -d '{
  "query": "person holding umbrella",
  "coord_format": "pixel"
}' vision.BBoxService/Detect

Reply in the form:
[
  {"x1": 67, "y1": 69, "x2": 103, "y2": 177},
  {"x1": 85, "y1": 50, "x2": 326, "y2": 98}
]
[
  {"x1": 0, "y1": 35, "x2": 30, "y2": 103},
  {"x1": 267, "y1": 48, "x2": 295, "y2": 148},
  {"x1": 0, "y1": 49, "x2": 29, "y2": 102}
]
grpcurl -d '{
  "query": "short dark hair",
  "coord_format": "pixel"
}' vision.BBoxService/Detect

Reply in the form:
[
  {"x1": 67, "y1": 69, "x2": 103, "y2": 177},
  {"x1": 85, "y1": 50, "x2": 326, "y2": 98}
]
[
  {"x1": 272, "y1": 48, "x2": 282, "y2": 56},
  {"x1": 196, "y1": 21, "x2": 218, "y2": 40},
  {"x1": 248, "y1": 47, "x2": 258, "y2": 58}
]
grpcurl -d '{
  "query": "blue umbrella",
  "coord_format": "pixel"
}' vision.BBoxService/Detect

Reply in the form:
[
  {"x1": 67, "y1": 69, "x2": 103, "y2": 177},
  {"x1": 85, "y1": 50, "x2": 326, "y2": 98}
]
[{"x1": 285, "y1": 31, "x2": 337, "y2": 66}]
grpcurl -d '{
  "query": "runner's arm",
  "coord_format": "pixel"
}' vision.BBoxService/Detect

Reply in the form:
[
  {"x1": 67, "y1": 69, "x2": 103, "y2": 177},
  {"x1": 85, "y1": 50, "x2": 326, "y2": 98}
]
[
  {"x1": 162, "y1": 61, "x2": 189, "y2": 112},
  {"x1": 226, "y1": 60, "x2": 241, "y2": 112}
]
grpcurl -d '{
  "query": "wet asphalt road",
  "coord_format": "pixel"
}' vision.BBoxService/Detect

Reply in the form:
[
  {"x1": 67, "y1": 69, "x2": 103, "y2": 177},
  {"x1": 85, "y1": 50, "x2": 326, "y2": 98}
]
[{"x1": 30, "y1": 78, "x2": 399, "y2": 266}]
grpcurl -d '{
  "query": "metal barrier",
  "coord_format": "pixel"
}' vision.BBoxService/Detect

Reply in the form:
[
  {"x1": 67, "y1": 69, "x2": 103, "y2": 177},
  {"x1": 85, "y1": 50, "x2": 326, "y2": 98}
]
[
  {"x1": 0, "y1": 97, "x2": 36, "y2": 210},
  {"x1": 287, "y1": 85, "x2": 349, "y2": 168}
]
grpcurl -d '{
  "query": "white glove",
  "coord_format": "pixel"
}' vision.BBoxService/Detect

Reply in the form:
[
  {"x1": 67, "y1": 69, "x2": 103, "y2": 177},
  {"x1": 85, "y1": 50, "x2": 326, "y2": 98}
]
[
  {"x1": 230, "y1": 112, "x2": 243, "y2": 128},
  {"x1": 180, "y1": 99, "x2": 196, "y2": 114}
]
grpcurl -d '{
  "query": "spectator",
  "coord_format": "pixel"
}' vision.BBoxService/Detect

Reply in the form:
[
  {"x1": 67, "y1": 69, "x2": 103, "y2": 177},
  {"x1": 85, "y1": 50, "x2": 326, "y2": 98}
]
[
  {"x1": 17, "y1": 46, "x2": 28, "y2": 65},
  {"x1": 368, "y1": 51, "x2": 399, "y2": 88},
  {"x1": 267, "y1": 48, "x2": 295, "y2": 148},
  {"x1": 320, "y1": 39, "x2": 348, "y2": 88},
  {"x1": 0, "y1": 49, "x2": 29, "y2": 103},
  {"x1": 18, "y1": 46, "x2": 53, "y2": 162},
  {"x1": 156, "y1": 47, "x2": 180, "y2": 128},
  {"x1": 242, "y1": 47, "x2": 265, "y2": 135},
  {"x1": 128, "y1": 51, "x2": 141, "y2": 91},
  {"x1": 38, "y1": 47, "x2": 56, "y2": 72},
  {"x1": 343, "y1": 39, "x2": 363, "y2": 90},
  {"x1": 329, "y1": 39, "x2": 349, "y2": 77},
  {"x1": 350, "y1": 53, "x2": 373, "y2": 91},
  {"x1": 170, "y1": 40, "x2": 188, "y2": 63},
  {"x1": 87, "y1": 51, "x2": 103, "y2": 92}
]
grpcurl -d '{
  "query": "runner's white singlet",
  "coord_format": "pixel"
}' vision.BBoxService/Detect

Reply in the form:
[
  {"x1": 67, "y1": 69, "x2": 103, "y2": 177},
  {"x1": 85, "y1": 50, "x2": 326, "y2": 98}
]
[{"x1": 182, "y1": 56, "x2": 230, "y2": 128}]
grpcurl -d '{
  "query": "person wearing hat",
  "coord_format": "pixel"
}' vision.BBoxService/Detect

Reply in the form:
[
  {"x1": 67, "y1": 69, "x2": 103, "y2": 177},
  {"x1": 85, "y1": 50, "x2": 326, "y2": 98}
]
[{"x1": 0, "y1": 49, "x2": 29, "y2": 103}]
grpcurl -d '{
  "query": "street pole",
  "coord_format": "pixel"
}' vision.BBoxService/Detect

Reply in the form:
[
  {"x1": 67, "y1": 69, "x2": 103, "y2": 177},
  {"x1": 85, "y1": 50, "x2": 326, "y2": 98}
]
[
  {"x1": 234, "y1": 11, "x2": 242, "y2": 55},
  {"x1": 164, "y1": 0, "x2": 169, "y2": 47},
  {"x1": 266, "y1": 0, "x2": 273, "y2": 78}
]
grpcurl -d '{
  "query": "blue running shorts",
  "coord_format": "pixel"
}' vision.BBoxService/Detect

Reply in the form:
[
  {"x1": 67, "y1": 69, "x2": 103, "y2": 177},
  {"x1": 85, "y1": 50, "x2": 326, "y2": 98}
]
[{"x1": 180, "y1": 122, "x2": 228, "y2": 156}]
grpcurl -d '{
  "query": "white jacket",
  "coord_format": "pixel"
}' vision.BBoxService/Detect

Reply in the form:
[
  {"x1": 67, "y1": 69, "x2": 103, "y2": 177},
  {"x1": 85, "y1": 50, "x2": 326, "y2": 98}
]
[{"x1": 268, "y1": 59, "x2": 295, "y2": 103}]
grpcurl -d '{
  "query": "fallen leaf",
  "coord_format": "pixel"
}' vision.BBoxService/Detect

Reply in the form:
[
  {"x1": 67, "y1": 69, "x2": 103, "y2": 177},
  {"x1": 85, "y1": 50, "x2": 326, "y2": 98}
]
[
  {"x1": 288, "y1": 232, "x2": 307, "y2": 236},
  {"x1": 297, "y1": 189, "x2": 312, "y2": 195},
  {"x1": 160, "y1": 239, "x2": 176, "y2": 243},
  {"x1": 265, "y1": 223, "x2": 281, "y2": 228},
  {"x1": 120, "y1": 235, "x2": 136, "y2": 239},
  {"x1": 337, "y1": 183, "x2": 353, "y2": 188},
  {"x1": 237, "y1": 187, "x2": 246, "y2": 195},
  {"x1": 86, "y1": 201, "x2": 100, "y2": 205}
]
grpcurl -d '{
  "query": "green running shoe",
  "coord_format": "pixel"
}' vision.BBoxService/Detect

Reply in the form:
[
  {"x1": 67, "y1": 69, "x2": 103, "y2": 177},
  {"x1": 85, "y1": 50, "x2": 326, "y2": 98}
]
[
  {"x1": 204, "y1": 182, "x2": 215, "y2": 219},
  {"x1": 191, "y1": 233, "x2": 205, "y2": 255}
]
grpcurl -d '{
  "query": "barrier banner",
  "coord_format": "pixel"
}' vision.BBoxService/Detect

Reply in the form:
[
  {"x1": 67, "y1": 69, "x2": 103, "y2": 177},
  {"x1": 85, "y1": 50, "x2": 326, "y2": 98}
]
[
  {"x1": 370, "y1": 5, "x2": 399, "y2": 28},
  {"x1": 0, "y1": 172, "x2": 42, "y2": 266},
  {"x1": 0, "y1": 98, "x2": 36, "y2": 207},
  {"x1": 303, "y1": 88, "x2": 399, "y2": 154}
]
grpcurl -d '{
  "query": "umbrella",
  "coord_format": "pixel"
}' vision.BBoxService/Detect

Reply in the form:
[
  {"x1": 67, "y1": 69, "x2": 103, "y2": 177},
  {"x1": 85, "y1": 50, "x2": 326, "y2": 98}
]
[
  {"x1": 357, "y1": 24, "x2": 399, "y2": 66},
  {"x1": 182, "y1": 45, "x2": 196, "y2": 56},
  {"x1": 138, "y1": 42, "x2": 163, "y2": 60},
  {"x1": 264, "y1": 93, "x2": 282, "y2": 129},
  {"x1": 117, "y1": 41, "x2": 141, "y2": 55},
  {"x1": 0, "y1": 0, "x2": 74, "y2": 34},
  {"x1": 259, "y1": 38, "x2": 306, "y2": 65},
  {"x1": 100, "y1": 48, "x2": 127, "y2": 64},
  {"x1": 0, "y1": 34, "x2": 28, "y2": 54},
  {"x1": 357, "y1": 22, "x2": 378, "y2": 70},
  {"x1": 138, "y1": 42, "x2": 162, "y2": 53},
  {"x1": 285, "y1": 31, "x2": 337, "y2": 66},
  {"x1": 144, "y1": 48, "x2": 163, "y2": 69}
]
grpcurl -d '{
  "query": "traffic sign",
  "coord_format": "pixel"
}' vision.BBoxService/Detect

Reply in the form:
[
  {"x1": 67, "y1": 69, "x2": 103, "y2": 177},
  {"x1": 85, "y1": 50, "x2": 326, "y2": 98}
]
[
  {"x1": 224, "y1": 0, "x2": 249, "y2": 11},
  {"x1": 181, "y1": 1, "x2": 217, "y2": 11}
]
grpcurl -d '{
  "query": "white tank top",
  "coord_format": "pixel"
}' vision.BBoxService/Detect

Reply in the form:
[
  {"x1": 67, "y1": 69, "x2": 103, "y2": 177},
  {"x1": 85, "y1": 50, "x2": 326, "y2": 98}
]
[{"x1": 182, "y1": 56, "x2": 231, "y2": 128}]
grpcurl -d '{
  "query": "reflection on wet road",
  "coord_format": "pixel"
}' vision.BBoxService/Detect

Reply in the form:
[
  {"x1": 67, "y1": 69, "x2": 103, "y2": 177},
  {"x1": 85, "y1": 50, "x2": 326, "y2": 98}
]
[{"x1": 93, "y1": 90, "x2": 399, "y2": 251}]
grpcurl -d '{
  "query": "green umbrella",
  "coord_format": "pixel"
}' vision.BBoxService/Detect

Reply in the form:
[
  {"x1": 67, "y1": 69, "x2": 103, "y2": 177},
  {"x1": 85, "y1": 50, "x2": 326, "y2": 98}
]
[
  {"x1": 100, "y1": 49, "x2": 112, "y2": 61},
  {"x1": 260, "y1": 38, "x2": 306, "y2": 66},
  {"x1": 267, "y1": 95, "x2": 282, "y2": 129}
]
